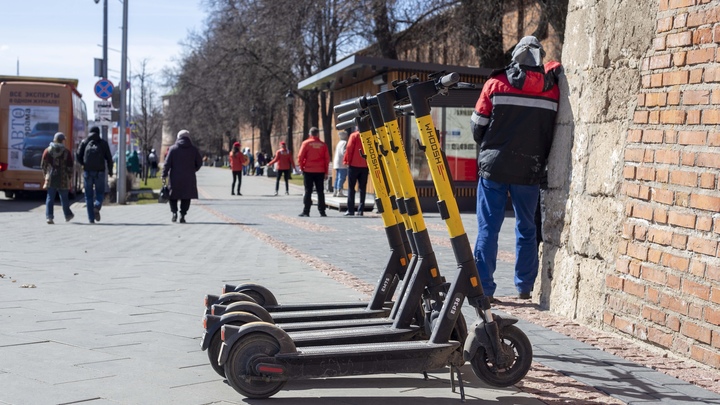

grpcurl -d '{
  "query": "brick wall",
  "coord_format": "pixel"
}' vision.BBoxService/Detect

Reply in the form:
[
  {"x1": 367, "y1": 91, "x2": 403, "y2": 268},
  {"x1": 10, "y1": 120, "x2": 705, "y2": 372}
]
[{"x1": 609, "y1": 0, "x2": 720, "y2": 366}]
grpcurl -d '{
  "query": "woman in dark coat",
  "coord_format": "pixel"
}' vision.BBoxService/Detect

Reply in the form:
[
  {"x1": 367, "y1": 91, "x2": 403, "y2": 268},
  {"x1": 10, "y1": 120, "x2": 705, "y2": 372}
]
[{"x1": 161, "y1": 129, "x2": 203, "y2": 223}]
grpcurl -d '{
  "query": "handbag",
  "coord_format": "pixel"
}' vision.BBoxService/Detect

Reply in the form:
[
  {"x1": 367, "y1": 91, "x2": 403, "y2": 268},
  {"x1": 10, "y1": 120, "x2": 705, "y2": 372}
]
[{"x1": 158, "y1": 183, "x2": 170, "y2": 204}]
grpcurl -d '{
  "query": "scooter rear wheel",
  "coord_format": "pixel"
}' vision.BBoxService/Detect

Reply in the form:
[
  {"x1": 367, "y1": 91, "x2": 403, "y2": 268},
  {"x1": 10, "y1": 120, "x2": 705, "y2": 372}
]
[
  {"x1": 470, "y1": 324, "x2": 532, "y2": 387},
  {"x1": 224, "y1": 332, "x2": 286, "y2": 398},
  {"x1": 207, "y1": 331, "x2": 226, "y2": 377},
  {"x1": 234, "y1": 283, "x2": 278, "y2": 306}
]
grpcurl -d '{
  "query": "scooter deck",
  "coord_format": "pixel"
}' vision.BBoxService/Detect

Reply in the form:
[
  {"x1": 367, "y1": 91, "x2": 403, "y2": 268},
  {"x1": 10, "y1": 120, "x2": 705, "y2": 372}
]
[
  {"x1": 288, "y1": 324, "x2": 421, "y2": 346},
  {"x1": 277, "y1": 317, "x2": 394, "y2": 332},
  {"x1": 268, "y1": 307, "x2": 390, "y2": 323}
]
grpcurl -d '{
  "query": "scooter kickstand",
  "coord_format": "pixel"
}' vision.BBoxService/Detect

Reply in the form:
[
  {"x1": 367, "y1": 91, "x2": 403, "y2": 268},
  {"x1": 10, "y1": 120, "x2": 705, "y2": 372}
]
[{"x1": 450, "y1": 365, "x2": 465, "y2": 402}]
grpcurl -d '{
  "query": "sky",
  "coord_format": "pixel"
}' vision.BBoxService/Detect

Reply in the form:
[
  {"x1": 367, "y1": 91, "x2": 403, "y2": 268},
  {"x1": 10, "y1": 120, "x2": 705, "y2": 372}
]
[{"x1": 0, "y1": 0, "x2": 207, "y2": 118}]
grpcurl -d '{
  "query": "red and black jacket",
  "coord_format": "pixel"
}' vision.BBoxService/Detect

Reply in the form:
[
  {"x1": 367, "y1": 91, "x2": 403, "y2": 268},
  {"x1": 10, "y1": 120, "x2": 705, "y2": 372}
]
[{"x1": 471, "y1": 61, "x2": 562, "y2": 185}]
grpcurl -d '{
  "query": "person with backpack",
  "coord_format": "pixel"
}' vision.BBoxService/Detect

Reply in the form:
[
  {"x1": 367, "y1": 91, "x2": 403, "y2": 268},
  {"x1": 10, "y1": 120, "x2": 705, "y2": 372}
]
[
  {"x1": 41, "y1": 132, "x2": 75, "y2": 224},
  {"x1": 76, "y1": 126, "x2": 113, "y2": 224}
]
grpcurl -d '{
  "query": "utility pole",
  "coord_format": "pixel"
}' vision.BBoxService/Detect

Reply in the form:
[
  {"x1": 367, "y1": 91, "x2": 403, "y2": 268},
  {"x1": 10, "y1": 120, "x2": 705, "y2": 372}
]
[{"x1": 117, "y1": 0, "x2": 129, "y2": 204}]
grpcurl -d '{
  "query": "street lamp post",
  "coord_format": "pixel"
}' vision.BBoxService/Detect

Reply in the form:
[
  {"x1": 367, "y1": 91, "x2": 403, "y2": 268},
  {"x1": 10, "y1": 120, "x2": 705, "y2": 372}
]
[
  {"x1": 250, "y1": 106, "x2": 256, "y2": 156},
  {"x1": 285, "y1": 91, "x2": 294, "y2": 155},
  {"x1": 117, "y1": 0, "x2": 129, "y2": 204}
]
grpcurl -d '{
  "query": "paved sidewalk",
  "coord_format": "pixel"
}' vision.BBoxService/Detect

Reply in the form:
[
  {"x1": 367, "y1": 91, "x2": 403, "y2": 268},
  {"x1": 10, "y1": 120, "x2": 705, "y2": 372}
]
[{"x1": 0, "y1": 166, "x2": 719, "y2": 405}]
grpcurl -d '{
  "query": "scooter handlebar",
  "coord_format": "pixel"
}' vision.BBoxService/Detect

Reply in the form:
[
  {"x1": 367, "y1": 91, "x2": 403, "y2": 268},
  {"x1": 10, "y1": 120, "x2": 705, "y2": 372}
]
[
  {"x1": 336, "y1": 108, "x2": 361, "y2": 123},
  {"x1": 333, "y1": 100, "x2": 358, "y2": 115},
  {"x1": 335, "y1": 118, "x2": 356, "y2": 131},
  {"x1": 438, "y1": 72, "x2": 460, "y2": 89}
]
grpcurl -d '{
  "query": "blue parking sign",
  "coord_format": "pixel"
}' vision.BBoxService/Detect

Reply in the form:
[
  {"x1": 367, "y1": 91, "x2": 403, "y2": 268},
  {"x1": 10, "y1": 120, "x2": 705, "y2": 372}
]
[{"x1": 94, "y1": 79, "x2": 114, "y2": 100}]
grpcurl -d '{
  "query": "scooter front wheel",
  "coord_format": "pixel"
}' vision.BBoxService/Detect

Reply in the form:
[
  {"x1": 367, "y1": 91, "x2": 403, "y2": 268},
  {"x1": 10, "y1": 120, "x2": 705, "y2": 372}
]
[
  {"x1": 234, "y1": 283, "x2": 278, "y2": 307},
  {"x1": 224, "y1": 332, "x2": 286, "y2": 398},
  {"x1": 470, "y1": 324, "x2": 532, "y2": 387},
  {"x1": 207, "y1": 331, "x2": 226, "y2": 377}
]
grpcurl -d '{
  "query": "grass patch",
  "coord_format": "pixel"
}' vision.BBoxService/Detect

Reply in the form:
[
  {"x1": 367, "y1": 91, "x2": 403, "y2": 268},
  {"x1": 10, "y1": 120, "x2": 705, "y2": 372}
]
[{"x1": 134, "y1": 176, "x2": 164, "y2": 205}]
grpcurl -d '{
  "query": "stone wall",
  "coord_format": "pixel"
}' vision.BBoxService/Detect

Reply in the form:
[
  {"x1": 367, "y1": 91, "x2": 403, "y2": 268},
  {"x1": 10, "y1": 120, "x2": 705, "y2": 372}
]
[{"x1": 541, "y1": 0, "x2": 720, "y2": 367}]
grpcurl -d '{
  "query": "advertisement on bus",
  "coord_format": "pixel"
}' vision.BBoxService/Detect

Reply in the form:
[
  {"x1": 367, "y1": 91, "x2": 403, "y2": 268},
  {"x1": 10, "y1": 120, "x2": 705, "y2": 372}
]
[{"x1": 7, "y1": 104, "x2": 60, "y2": 170}]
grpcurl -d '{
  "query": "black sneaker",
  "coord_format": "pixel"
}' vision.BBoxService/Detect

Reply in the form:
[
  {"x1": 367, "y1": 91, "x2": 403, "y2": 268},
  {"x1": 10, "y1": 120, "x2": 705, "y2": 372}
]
[
  {"x1": 94, "y1": 208, "x2": 101, "y2": 222},
  {"x1": 65, "y1": 214, "x2": 74, "y2": 222},
  {"x1": 320, "y1": 211, "x2": 327, "y2": 217},
  {"x1": 518, "y1": 292, "x2": 531, "y2": 300},
  {"x1": 298, "y1": 212, "x2": 309, "y2": 217},
  {"x1": 179, "y1": 216, "x2": 186, "y2": 223},
  {"x1": 172, "y1": 213, "x2": 178, "y2": 222}
]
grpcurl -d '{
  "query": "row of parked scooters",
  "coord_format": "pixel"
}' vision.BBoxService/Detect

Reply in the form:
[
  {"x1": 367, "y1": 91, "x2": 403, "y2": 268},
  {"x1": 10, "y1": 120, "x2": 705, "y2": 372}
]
[{"x1": 199, "y1": 72, "x2": 533, "y2": 400}]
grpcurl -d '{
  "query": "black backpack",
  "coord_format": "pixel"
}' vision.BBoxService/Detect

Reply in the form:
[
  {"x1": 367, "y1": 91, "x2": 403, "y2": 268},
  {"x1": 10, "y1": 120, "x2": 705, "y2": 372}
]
[{"x1": 83, "y1": 139, "x2": 106, "y2": 171}]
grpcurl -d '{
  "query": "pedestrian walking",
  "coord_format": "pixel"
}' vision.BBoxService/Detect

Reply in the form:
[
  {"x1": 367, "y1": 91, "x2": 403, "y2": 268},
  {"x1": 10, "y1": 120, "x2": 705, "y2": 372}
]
[
  {"x1": 343, "y1": 129, "x2": 369, "y2": 216},
  {"x1": 41, "y1": 132, "x2": 74, "y2": 224},
  {"x1": 148, "y1": 149, "x2": 159, "y2": 178},
  {"x1": 76, "y1": 126, "x2": 113, "y2": 223},
  {"x1": 267, "y1": 141, "x2": 295, "y2": 196},
  {"x1": 161, "y1": 130, "x2": 203, "y2": 223},
  {"x1": 228, "y1": 142, "x2": 248, "y2": 195},
  {"x1": 255, "y1": 151, "x2": 266, "y2": 176},
  {"x1": 297, "y1": 127, "x2": 330, "y2": 217},
  {"x1": 127, "y1": 150, "x2": 140, "y2": 184},
  {"x1": 470, "y1": 36, "x2": 562, "y2": 301},
  {"x1": 332, "y1": 130, "x2": 348, "y2": 197}
]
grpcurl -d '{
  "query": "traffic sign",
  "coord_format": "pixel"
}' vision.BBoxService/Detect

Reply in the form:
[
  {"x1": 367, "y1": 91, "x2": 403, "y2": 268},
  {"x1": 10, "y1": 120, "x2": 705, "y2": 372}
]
[
  {"x1": 94, "y1": 100, "x2": 113, "y2": 121},
  {"x1": 94, "y1": 78, "x2": 114, "y2": 100}
]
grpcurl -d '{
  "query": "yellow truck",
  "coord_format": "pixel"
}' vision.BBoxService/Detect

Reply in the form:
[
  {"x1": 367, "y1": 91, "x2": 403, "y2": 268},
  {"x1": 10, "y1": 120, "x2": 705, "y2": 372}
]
[{"x1": 0, "y1": 76, "x2": 87, "y2": 198}]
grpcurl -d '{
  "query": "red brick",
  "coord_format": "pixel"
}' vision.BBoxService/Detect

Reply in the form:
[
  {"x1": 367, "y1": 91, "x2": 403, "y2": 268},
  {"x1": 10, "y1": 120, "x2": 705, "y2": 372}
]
[
  {"x1": 613, "y1": 315, "x2": 635, "y2": 335},
  {"x1": 663, "y1": 71, "x2": 690, "y2": 85},
  {"x1": 688, "y1": 236, "x2": 719, "y2": 256},
  {"x1": 634, "y1": 110, "x2": 649, "y2": 124},
  {"x1": 649, "y1": 54, "x2": 672, "y2": 69},
  {"x1": 648, "y1": 247, "x2": 663, "y2": 264},
  {"x1": 690, "y1": 345, "x2": 720, "y2": 368},
  {"x1": 606, "y1": 274, "x2": 624, "y2": 290},
  {"x1": 638, "y1": 185, "x2": 651, "y2": 200},
  {"x1": 674, "y1": 51, "x2": 687, "y2": 66},
  {"x1": 642, "y1": 129, "x2": 664, "y2": 142},
  {"x1": 648, "y1": 228, "x2": 673, "y2": 245},
  {"x1": 625, "y1": 148, "x2": 644, "y2": 162},
  {"x1": 697, "y1": 152, "x2": 720, "y2": 168},
  {"x1": 648, "y1": 326, "x2": 673, "y2": 348},
  {"x1": 672, "y1": 232, "x2": 688, "y2": 249},
  {"x1": 684, "y1": 90, "x2": 711, "y2": 104},
  {"x1": 663, "y1": 252, "x2": 691, "y2": 272},
  {"x1": 691, "y1": 259, "x2": 707, "y2": 277},
  {"x1": 668, "y1": 273, "x2": 681, "y2": 289},
  {"x1": 627, "y1": 129, "x2": 643, "y2": 143},
  {"x1": 706, "y1": 307, "x2": 720, "y2": 326},
  {"x1": 632, "y1": 203, "x2": 654, "y2": 221},
  {"x1": 660, "y1": 109, "x2": 686, "y2": 124},
  {"x1": 682, "y1": 279, "x2": 711, "y2": 300},
  {"x1": 676, "y1": 191, "x2": 690, "y2": 207},
  {"x1": 666, "y1": 31, "x2": 692, "y2": 47},
  {"x1": 712, "y1": 287, "x2": 720, "y2": 304},
  {"x1": 625, "y1": 277, "x2": 647, "y2": 298},
  {"x1": 690, "y1": 303, "x2": 703, "y2": 320},
  {"x1": 690, "y1": 193, "x2": 720, "y2": 211},
  {"x1": 707, "y1": 263, "x2": 720, "y2": 281},
  {"x1": 687, "y1": 48, "x2": 716, "y2": 65},
  {"x1": 648, "y1": 286, "x2": 661, "y2": 303},
  {"x1": 690, "y1": 68, "x2": 704, "y2": 84},
  {"x1": 667, "y1": 314, "x2": 681, "y2": 331},
  {"x1": 703, "y1": 109, "x2": 720, "y2": 124},
  {"x1": 713, "y1": 89, "x2": 720, "y2": 104},
  {"x1": 660, "y1": 293, "x2": 689, "y2": 315},
  {"x1": 657, "y1": 17, "x2": 673, "y2": 32},
  {"x1": 623, "y1": 165, "x2": 636, "y2": 179},
  {"x1": 644, "y1": 149, "x2": 655, "y2": 163},
  {"x1": 629, "y1": 261, "x2": 642, "y2": 278},
  {"x1": 669, "y1": 170, "x2": 698, "y2": 186},
  {"x1": 668, "y1": 211, "x2": 696, "y2": 229},
  {"x1": 655, "y1": 168, "x2": 670, "y2": 183},
  {"x1": 687, "y1": 110, "x2": 702, "y2": 124},
  {"x1": 652, "y1": 188, "x2": 674, "y2": 204},
  {"x1": 642, "y1": 306, "x2": 667, "y2": 323},
  {"x1": 655, "y1": 149, "x2": 680, "y2": 164},
  {"x1": 641, "y1": 265, "x2": 667, "y2": 284},
  {"x1": 668, "y1": 92, "x2": 681, "y2": 105},
  {"x1": 709, "y1": 132, "x2": 720, "y2": 146},
  {"x1": 634, "y1": 224, "x2": 648, "y2": 240},
  {"x1": 682, "y1": 151, "x2": 696, "y2": 166},
  {"x1": 674, "y1": 12, "x2": 689, "y2": 28},
  {"x1": 695, "y1": 27, "x2": 714, "y2": 44},
  {"x1": 698, "y1": 216, "x2": 714, "y2": 231},
  {"x1": 655, "y1": 211, "x2": 669, "y2": 227},
  {"x1": 678, "y1": 131, "x2": 707, "y2": 145},
  {"x1": 627, "y1": 242, "x2": 649, "y2": 261},
  {"x1": 682, "y1": 321, "x2": 712, "y2": 344},
  {"x1": 637, "y1": 166, "x2": 655, "y2": 181},
  {"x1": 649, "y1": 110, "x2": 660, "y2": 124},
  {"x1": 603, "y1": 311, "x2": 614, "y2": 326},
  {"x1": 707, "y1": 67, "x2": 720, "y2": 82},
  {"x1": 619, "y1": 239, "x2": 628, "y2": 255}
]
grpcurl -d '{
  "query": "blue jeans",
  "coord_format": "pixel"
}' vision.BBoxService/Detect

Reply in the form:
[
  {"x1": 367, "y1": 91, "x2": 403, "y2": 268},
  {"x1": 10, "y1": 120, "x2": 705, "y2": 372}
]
[
  {"x1": 334, "y1": 168, "x2": 347, "y2": 192},
  {"x1": 83, "y1": 170, "x2": 105, "y2": 222},
  {"x1": 474, "y1": 177, "x2": 539, "y2": 296},
  {"x1": 46, "y1": 187, "x2": 73, "y2": 220}
]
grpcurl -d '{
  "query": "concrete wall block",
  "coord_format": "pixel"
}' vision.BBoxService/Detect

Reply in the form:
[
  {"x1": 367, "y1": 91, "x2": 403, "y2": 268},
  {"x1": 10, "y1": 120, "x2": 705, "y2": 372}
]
[
  {"x1": 545, "y1": 252, "x2": 581, "y2": 319},
  {"x1": 585, "y1": 122, "x2": 625, "y2": 196},
  {"x1": 576, "y1": 257, "x2": 609, "y2": 325},
  {"x1": 568, "y1": 195, "x2": 624, "y2": 260}
]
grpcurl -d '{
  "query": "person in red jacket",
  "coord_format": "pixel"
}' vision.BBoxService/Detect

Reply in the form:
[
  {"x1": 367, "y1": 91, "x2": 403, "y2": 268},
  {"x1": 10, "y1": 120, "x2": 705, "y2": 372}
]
[
  {"x1": 342, "y1": 129, "x2": 369, "y2": 216},
  {"x1": 228, "y1": 142, "x2": 248, "y2": 195},
  {"x1": 267, "y1": 141, "x2": 295, "y2": 196},
  {"x1": 470, "y1": 35, "x2": 562, "y2": 302},
  {"x1": 297, "y1": 127, "x2": 330, "y2": 217}
]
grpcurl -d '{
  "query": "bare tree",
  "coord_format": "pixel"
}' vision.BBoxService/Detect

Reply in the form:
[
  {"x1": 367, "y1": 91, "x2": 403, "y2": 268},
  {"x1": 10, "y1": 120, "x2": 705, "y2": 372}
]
[{"x1": 132, "y1": 59, "x2": 163, "y2": 184}]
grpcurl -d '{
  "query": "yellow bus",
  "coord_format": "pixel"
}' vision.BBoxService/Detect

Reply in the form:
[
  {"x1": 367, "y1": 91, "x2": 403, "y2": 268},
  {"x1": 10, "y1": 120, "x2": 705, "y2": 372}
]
[{"x1": 0, "y1": 76, "x2": 87, "y2": 198}]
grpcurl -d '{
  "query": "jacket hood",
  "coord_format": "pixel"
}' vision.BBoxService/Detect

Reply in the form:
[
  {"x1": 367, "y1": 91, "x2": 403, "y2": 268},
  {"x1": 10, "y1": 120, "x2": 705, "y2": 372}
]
[
  {"x1": 48, "y1": 142, "x2": 66, "y2": 158},
  {"x1": 491, "y1": 62, "x2": 559, "y2": 94},
  {"x1": 176, "y1": 136, "x2": 194, "y2": 148},
  {"x1": 87, "y1": 132, "x2": 101, "y2": 143}
]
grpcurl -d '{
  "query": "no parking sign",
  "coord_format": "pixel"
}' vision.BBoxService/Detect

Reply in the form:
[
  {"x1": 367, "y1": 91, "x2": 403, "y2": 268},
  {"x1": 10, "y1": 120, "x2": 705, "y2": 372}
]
[{"x1": 94, "y1": 78, "x2": 114, "y2": 100}]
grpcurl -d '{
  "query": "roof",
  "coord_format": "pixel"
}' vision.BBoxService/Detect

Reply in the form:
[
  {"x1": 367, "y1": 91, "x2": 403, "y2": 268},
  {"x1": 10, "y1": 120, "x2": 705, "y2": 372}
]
[
  {"x1": 0, "y1": 75, "x2": 79, "y2": 88},
  {"x1": 298, "y1": 55, "x2": 493, "y2": 91}
]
